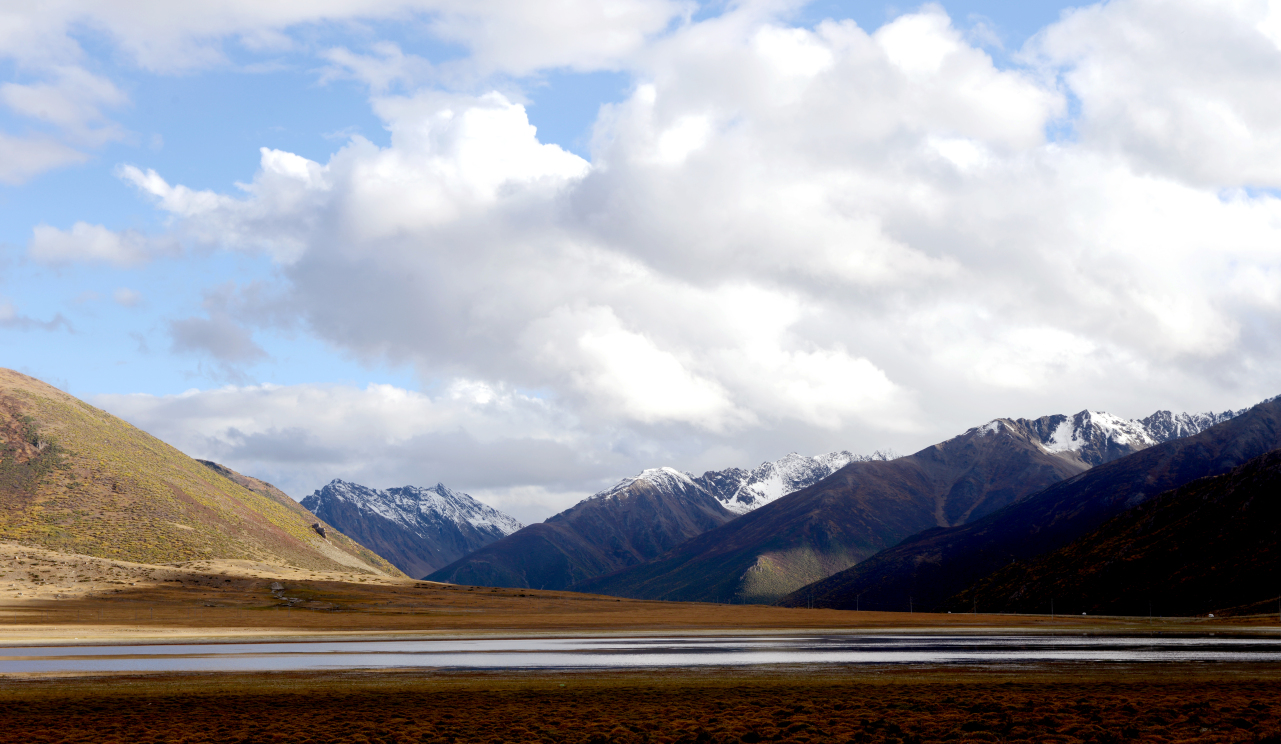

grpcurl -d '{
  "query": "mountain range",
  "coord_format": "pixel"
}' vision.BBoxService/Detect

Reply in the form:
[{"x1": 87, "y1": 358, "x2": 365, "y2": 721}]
[
  {"x1": 955, "y1": 447, "x2": 1281, "y2": 617},
  {"x1": 301, "y1": 480, "x2": 523, "y2": 579},
  {"x1": 779, "y1": 398, "x2": 1279, "y2": 613},
  {"x1": 6, "y1": 361, "x2": 1269, "y2": 619},
  {"x1": 427, "y1": 451, "x2": 871, "y2": 587},
  {"x1": 578, "y1": 407, "x2": 1245, "y2": 604}
]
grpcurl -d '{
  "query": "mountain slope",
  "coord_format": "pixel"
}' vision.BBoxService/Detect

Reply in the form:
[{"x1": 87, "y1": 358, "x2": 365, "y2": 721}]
[
  {"x1": 301, "y1": 480, "x2": 521, "y2": 578},
  {"x1": 953, "y1": 447, "x2": 1281, "y2": 616},
  {"x1": 426, "y1": 450, "x2": 876, "y2": 589},
  {"x1": 781, "y1": 396, "x2": 1281, "y2": 613},
  {"x1": 579, "y1": 419, "x2": 1092, "y2": 604},
  {"x1": 427, "y1": 467, "x2": 735, "y2": 588},
  {"x1": 707, "y1": 451, "x2": 888, "y2": 514},
  {"x1": 0, "y1": 368, "x2": 401, "y2": 576}
]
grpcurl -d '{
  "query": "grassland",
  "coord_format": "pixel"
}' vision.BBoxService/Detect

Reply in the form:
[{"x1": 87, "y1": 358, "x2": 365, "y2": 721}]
[
  {"x1": 0, "y1": 368, "x2": 400, "y2": 575},
  {"x1": 3, "y1": 664, "x2": 1281, "y2": 743},
  {"x1": 4, "y1": 540, "x2": 1281, "y2": 743}
]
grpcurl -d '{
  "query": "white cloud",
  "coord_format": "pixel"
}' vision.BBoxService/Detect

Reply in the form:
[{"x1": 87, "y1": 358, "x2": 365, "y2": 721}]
[
  {"x1": 0, "y1": 0, "x2": 687, "y2": 181},
  {"x1": 114, "y1": 4, "x2": 1281, "y2": 456},
  {"x1": 1032, "y1": 0, "x2": 1281, "y2": 188},
  {"x1": 18, "y1": 0, "x2": 1281, "y2": 516},
  {"x1": 0, "y1": 66, "x2": 126, "y2": 146},
  {"x1": 28, "y1": 222, "x2": 154, "y2": 266},
  {"x1": 0, "y1": 132, "x2": 87, "y2": 184},
  {"x1": 92, "y1": 381, "x2": 622, "y2": 523}
]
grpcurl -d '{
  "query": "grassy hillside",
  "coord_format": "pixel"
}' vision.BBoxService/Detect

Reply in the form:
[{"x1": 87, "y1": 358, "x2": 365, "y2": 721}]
[
  {"x1": 580, "y1": 421, "x2": 1087, "y2": 604},
  {"x1": 954, "y1": 448, "x2": 1281, "y2": 616},
  {"x1": 0, "y1": 368, "x2": 402, "y2": 576}
]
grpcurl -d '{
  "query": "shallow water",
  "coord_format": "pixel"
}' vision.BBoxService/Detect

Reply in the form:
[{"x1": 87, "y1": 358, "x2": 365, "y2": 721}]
[{"x1": 3, "y1": 634, "x2": 1281, "y2": 673}]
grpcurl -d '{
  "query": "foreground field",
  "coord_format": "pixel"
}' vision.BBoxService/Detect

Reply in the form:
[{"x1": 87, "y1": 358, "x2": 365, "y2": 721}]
[
  {"x1": 6, "y1": 540, "x2": 1276, "y2": 644},
  {"x1": 6, "y1": 541, "x2": 1281, "y2": 742},
  {"x1": 2, "y1": 665, "x2": 1281, "y2": 743}
]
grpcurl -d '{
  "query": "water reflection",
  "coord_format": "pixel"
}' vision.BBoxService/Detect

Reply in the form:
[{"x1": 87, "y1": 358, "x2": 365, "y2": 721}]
[{"x1": 3, "y1": 634, "x2": 1281, "y2": 674}]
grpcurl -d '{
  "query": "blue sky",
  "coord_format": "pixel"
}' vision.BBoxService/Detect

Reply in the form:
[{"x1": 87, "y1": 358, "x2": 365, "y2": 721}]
[
  {"x1": 7, "y1": 0, "x2": 1075, "y2": 398},
  {"x1": 4, "y1": 0, "x2": 1281, "y2": 521}
]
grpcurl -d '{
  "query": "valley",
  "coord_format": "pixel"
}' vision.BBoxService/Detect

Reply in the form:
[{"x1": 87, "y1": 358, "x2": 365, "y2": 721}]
[{"x1": 4, "y1": 366, "x2": 1281, "y2": 743}]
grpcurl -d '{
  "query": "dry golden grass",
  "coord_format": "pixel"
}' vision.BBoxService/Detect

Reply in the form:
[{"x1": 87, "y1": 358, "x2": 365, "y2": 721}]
[
  {"x1": 4, "y1": 542, "x2": 1281, "y2": 742},
  {"x1": 2, "y1": 665, "x2": 1281, "y2": 743},
  {"x1": 0, "y1": 368, "x2": 400, "y2": 576},
  {"x1": 2, "y1": 538, "x2": 1275, "y2": 645}
]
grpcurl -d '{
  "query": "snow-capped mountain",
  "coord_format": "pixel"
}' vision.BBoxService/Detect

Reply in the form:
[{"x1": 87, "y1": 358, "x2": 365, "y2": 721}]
[
  {"x1": 1139, "y1": 409, "x2": 1244, "y2": 443},
  {"x1": 704, "y1": 450, "x2": 898, "y2": 515},
  {"x1": 970, "y1": 407, "x2": 1245, "y2": 468},
  {"x1": 428, "y1": 465, "x2": 735, "y2": 591},
  {"x1": 572, "y1": 450, "x2": 883, "y2": 516},
  {"x1": 301, "y1": 480, "x2": 521, "y2": 579},
  {"x1": 588, "y1": 466, "x2": 702, "y2": 503},
  {"x1": 427, "y1": 451, "x2": 875, "y2": 590}
]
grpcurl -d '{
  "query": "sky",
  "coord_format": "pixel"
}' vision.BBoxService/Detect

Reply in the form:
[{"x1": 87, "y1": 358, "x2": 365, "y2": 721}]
[{"x1": 3, "y1": 0, "x2": 1281, "y2": 524}]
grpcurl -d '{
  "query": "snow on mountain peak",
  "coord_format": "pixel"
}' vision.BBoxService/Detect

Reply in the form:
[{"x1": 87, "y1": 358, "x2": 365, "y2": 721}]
[
  {"x1": 975, "y1": 421, "x2": 1003, "y2": 436},
  {"x1": 308, "y1": 479, "x2": 521, "y2": 537},
  {"x1": 580, "y1": 450, "x2": 893, "y2": 515},
  {"x1": 713, "y1": 449, "x2": 893, "y2": 515},
  {"x1": 593, "y1": 466, "x2": 698, "y2": 502},
  {"x1": 1011, "y1": 406, "x2": 1245, "y2": 467}
]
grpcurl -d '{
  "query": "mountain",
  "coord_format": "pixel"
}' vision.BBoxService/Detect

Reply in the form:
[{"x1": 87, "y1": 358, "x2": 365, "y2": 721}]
[
  {"x1": 950, "y1": 447, "x2": 1281, "y2": 617},
  {"x1": 578, "y1": 418, "x2": 1097, "y2": 604},
  {"x1": 707, "y1": 451, "x2": 892, "y2": 514},
  {"x1": 427, "y1": 467, "x2": 735, "y2": 588},
  {"x1": 581, "y1": 405, "x2": 1243, "y2": 605},
  {"x1": 781, "y1": 396, "x2": 1280, "y2": 613},
  {"x1": 0, "y1": 368, "x2": 402, "y2": 576},
  {"x1": 300, "y1": 480, "x2": 522, "y2": 579},
  {"x1": 426, "y1": 449, "x2": 879, "y2": 589},
  {"x1": 1018, "y1": 409, "x2": 1241, "y2": 468}
]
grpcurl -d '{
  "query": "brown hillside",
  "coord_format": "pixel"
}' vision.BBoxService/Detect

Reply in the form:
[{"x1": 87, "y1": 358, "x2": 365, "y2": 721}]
[{"x1": 0, "y1": 368, "x2": 402, "y2": 576}]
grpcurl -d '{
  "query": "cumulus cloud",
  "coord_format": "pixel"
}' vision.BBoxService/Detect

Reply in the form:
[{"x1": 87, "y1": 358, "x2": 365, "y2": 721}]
[
  {"x1": 92, "y1": 381, "x2": 621, "y2": 523},
  {"x1": 1032, "y1": 0, "x2": 1281, "y2": 188},
  {"x1": 62, "y1": 1, "x2": 1281, "y2": 516}
]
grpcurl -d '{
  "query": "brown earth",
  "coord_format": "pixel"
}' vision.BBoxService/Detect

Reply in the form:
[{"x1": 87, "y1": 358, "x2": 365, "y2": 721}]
[
  {"x1": 4, "y1": 542, "x2": 1281, "y2": 742},
  {"x1": 2, "y1": 665, "x2": 1281, "y2": 743},
  {"x1": 3, "y1": 535, "x2": 1274, "y2": 643}
]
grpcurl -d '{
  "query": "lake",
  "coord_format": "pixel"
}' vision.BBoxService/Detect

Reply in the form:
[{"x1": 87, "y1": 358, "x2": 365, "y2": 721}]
[{"x1": 3, "y1": 633, "x2": 1280, "y2": 674}]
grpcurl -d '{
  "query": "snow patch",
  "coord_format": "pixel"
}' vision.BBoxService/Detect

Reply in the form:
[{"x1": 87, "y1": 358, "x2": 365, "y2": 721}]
[{"x1": 309, "y1": 479, "x2": 522, "y2": 537}]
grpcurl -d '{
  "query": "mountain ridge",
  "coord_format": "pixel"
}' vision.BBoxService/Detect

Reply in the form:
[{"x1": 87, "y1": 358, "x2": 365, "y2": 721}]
[
  {"x1": 579, "y1": 404, "x2": 1245, "y2": 604},
  {"x1": 426, "y1": 449, "x2": 877, "y2": 588},
  {"x1": 0, "y1": 368, "x2": 402, "y2": 576},
  {"x1": 779, "y1": 396, "x2": 1281, "y2": 612},
  {"x1": 301, "y1": 479, "x2": 521, "y2": 579}
]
